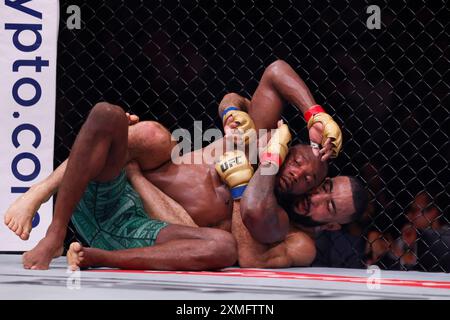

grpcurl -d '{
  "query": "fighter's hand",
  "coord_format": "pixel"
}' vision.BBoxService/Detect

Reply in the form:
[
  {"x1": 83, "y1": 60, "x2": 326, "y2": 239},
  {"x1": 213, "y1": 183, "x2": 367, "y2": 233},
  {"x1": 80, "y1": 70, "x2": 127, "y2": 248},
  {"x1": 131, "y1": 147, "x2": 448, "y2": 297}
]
[
  {"x1": 126, "y1": 113, "x2": 139, "y2": 126},
  {"x1": 222, "y1": 108, "x2": 256, "y2": 145},
  {"x1": 215, "y1": 150, "x2": 254, "y2": 200},
  {"x1": 309, "y1": 122, "x2": 333, "y2": 161},
  {"x1": 259, "y1": 120, "x2": 291, "y2": 172},
  {"x1": 224, "y1": 114, "x2": 239, "y2": 132},
  {"x1": 308, "y1": 113, "x2": 342, "y2": 161},
  {"x1": 223, "y1": 115, "x2": 243, "y2": 145}
]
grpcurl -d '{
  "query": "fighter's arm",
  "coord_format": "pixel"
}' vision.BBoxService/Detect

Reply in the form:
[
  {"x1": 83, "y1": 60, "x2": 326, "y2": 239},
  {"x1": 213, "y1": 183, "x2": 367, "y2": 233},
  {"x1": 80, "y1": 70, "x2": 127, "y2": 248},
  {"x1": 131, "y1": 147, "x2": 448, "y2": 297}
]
[
  {"x1": 126, "y1": 162, "x2": 198, "y2": 227},
  {"x1": 232, "y1": 201, "x2": 316, "y2": 268},
  {"x1": 248, "y1": 60, "x2": 317, "y2": 129},
  {"x1": 248, "y1": 60, "x2": 342, "y2": 160},
  {"x1": 239, "y1": 120, "x2": 293, "y2": 244},
  {"x1": 217, "y1": 93, "x2": 256, "y2": 145},
  {"x1": 240, "y1": 162, "x2": 289, "y2": 244}
]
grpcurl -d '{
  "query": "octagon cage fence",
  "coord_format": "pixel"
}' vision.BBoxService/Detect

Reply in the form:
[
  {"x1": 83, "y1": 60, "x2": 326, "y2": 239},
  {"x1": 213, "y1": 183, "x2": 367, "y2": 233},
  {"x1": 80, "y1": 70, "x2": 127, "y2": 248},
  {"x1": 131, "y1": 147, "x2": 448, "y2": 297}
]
[{"x1": 56, "y1": 0, "x2": 449, "y2": 272}]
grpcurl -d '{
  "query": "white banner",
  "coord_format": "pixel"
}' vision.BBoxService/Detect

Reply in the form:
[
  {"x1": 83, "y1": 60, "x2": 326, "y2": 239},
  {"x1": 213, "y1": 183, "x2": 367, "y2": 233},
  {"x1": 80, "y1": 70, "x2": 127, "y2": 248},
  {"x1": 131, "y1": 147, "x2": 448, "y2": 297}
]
[{"x1": 0, "y1": 0, "x2": 59, "y2": 251}]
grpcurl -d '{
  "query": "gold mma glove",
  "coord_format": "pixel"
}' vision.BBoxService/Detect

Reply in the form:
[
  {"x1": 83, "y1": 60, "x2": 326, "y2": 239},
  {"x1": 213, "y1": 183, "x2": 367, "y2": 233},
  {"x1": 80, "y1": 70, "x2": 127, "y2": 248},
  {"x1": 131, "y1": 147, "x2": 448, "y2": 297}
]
[
  {"x1": 221, "y1": 107, "x2": 256, "y2": 145},
  {"x1": 305, "y1": 105, "x2": 343, "y2": 158},
  {"x1": 215, "y1": 150, "x2": 254, "y2": 199},
  {"x1": 259, "y1": 123, "x2": 292, "y2": 169}
]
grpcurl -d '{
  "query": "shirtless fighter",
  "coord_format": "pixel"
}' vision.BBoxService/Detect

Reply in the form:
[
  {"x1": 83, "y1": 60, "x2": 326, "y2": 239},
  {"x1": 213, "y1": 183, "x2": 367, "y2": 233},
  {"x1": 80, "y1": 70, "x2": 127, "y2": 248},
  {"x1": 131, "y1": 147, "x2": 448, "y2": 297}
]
[
  {"x1": 210, "y1": 111, "x2": 367, "y2": 268},
  {"x1": 4, "y1": 60, "x2": 349, "y2": 270}
]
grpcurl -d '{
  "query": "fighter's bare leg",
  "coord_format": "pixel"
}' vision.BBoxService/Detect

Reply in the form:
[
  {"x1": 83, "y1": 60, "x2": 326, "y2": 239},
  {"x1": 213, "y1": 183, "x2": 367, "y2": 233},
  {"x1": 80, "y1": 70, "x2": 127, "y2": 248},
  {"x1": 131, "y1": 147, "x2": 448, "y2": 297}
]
[
  {"x1": 67, "y1": 224, "x2": 237, "y2": 271},
  {"x1": 23, "y1": 102, "x2": 129, "y2": 270},
  {"x1": 5, "y1": 119, "x2": 174, "y2": 240}
]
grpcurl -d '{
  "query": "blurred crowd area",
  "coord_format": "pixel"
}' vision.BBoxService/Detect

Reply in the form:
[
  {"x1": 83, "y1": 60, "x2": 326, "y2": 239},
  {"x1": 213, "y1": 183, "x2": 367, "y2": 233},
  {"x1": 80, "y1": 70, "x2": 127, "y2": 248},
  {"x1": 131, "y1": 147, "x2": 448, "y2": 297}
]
[{"x1": 314, "y1": 190, "x2": 449, "y2": 272}]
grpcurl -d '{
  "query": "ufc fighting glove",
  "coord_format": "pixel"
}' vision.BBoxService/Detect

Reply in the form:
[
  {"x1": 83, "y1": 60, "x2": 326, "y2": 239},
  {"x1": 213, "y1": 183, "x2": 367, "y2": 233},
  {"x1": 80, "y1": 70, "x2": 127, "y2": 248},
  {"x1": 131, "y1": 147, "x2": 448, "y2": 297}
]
[
  {"x1": 260, "y1": 123, "x2": 292, "y2": 170},
  {"x1": 221, "y1": 107, "x2": 256, "y2": 145},
  {"x1": 305, "y1": 105, "x2": 342, "y2": 158},
  {"x1": 215, "y1": 150, "x2": 254, "y2": 199}
]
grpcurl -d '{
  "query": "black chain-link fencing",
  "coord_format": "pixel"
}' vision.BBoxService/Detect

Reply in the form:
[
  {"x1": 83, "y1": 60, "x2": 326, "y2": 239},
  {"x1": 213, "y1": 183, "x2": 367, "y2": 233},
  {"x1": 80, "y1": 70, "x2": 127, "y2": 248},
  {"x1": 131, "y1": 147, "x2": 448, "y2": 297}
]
[{"x1": 56, "y1": 0, "x2": 449, "y2": 271}]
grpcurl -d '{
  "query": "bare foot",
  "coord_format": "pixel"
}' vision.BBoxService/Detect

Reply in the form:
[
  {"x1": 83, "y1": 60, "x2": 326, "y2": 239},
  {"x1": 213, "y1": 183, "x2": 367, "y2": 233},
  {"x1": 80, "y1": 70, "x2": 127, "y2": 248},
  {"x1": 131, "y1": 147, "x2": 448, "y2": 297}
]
[
  {"x1": 4, "y1": 187, "x2": 44, "y2": 240},
  {"x1": 67, "y1": 242, "x2": 89, "y2": 271},
  {"x1": 22, "y1": 237, "x2": 64, "y2": 270}
]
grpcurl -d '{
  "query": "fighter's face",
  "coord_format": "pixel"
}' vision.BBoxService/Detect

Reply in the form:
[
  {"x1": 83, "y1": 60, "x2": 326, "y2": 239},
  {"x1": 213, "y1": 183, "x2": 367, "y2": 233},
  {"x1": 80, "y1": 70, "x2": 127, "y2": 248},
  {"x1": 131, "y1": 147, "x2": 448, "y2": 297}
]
[
  {"x1": 276, "y1": 145, "x2": 327, "y2": 195},
  {"x1": 290, "y1": 177, "x2": 356, "y2": 225}
]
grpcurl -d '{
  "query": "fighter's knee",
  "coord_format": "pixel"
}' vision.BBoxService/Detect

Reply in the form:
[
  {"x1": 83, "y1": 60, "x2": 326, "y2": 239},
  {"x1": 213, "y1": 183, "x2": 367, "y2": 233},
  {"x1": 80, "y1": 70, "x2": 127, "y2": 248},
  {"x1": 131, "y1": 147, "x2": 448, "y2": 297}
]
[
  {"x1": 88, "y1": 102, "x2": 127, "y2": 131},
  {"x1": 90, "y1": 102, "x2": 126, "y2": 122},
  {"x1": 91, "y1": 101, "x2": 123, "y2": 114}
]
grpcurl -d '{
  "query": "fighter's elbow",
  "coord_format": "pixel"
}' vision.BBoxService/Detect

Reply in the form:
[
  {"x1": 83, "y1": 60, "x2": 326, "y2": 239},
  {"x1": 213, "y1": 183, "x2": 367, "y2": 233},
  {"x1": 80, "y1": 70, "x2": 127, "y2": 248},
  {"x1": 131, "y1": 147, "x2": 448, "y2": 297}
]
[
  {"x1": 241, "y1": 206, "x2": 266, "y2": 235},
  {"x1": 258, "y1": 231, "x2": 286, "y2": 245},
  {"x1": 242, "y1": 215, "x2": 284, "y2": 244},
  {"x1": 241, "y1": 204, "x2": 262, "y2": 225},
  {"x1": 265, "y1": 59, "x2": 291, "y2": 78}
]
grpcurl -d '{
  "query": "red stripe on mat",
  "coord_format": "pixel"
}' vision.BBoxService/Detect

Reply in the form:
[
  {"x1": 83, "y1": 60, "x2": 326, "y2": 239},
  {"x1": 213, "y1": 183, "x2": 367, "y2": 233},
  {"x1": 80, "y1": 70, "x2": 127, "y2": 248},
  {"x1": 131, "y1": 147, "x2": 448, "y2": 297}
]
[{"x1": 87, "y1": 268, "x2": 450, "y2": 289}]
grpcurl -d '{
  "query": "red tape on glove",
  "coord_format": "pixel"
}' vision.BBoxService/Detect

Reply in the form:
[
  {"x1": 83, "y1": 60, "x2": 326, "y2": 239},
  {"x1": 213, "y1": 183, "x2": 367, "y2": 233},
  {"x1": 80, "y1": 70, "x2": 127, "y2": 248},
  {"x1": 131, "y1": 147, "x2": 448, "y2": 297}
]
[
  {"x1": 260, "y1": 152, "x2": 283, "y2": 167},
  {"x1": 304, "y1": 105, "x2": 326, "y2": 122}
]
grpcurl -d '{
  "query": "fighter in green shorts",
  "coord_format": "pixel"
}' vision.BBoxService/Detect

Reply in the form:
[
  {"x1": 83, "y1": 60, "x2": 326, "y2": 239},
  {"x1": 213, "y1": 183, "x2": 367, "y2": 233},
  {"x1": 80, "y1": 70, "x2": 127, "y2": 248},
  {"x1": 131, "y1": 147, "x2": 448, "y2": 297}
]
[
  {"x1": 71, "y1": 170, "x2": 168, "y2": 251},
  {"x1": 18, "y1": 103, "x2": 237, "y2": 270},
  {"x1": 7, "y1": 60, "x2": 360, "y2": 271}
]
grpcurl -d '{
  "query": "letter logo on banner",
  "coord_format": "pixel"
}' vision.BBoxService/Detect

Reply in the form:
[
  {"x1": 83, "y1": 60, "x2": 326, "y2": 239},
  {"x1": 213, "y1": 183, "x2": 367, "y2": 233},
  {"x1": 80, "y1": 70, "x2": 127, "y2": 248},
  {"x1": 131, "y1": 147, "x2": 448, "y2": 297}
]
[{"x1": 0, "y1": 0, "x2": 59, "y2": 251}]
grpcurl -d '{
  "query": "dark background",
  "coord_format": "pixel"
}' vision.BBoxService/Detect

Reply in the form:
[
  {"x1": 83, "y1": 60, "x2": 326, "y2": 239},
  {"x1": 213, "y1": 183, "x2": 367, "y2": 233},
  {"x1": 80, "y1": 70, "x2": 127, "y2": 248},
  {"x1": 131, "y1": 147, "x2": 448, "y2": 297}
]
[{"x1": 56, "y1": 0, "x2": 449, "y2": 271}]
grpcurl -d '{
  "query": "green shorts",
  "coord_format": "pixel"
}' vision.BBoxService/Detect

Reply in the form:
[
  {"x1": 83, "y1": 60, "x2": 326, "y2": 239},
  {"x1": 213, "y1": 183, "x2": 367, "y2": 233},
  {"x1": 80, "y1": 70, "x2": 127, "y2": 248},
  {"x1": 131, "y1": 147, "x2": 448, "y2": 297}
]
[{"x1": 71, "y1": 170, "x2": 169, "y2": 251}]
